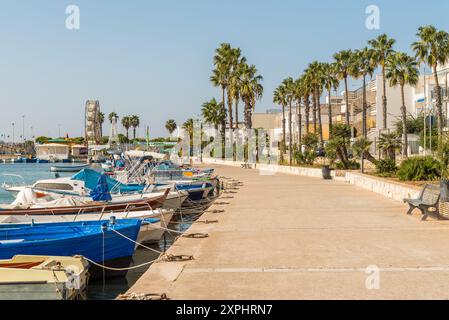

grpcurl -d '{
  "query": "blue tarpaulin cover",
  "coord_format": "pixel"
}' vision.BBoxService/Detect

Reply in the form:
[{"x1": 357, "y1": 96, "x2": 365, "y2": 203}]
[
  {"x1": 72, "y1": 169, "x2": 144, "y2": 194},
  {"x1": 90, "y1": 174, "x2": 113, "y2": 201}
]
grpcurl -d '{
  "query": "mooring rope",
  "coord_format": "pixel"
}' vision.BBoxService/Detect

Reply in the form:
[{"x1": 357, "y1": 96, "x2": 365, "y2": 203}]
[{"x1": 110, "y1": 228, "x2": 162, "y2": 254}]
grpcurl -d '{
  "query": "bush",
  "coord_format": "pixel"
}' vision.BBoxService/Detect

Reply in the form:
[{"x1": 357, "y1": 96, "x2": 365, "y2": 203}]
[
  {"x1": 336, "y1": 160, "x2": 360, "y2": 170},
  {"x1": 294, "y1": 150, "x2": 317, "y2": 166},
  {"x1": 376, "y1": 159, "x2": 397, "y2": 176},
  {"x1": 397, "y1": 156, "x2": 441, "y2": 181}
]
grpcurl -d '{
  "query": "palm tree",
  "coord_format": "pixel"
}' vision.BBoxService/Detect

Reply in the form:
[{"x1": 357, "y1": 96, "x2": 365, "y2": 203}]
[
  {"x1": 283, "y1": 77, "x2": 295, "y2": 165},
  {"x1": 229, "y1": 56, "x2": 247, "y2": 129},
  {"x1": 412, "y1": 25, "x2": 449, "y2": 143},
  {"x1": 293, "y1": 78, "x2": 304, "y2": 148},
  {"x1": 108, "y1": 112, "x2": 118, "y2": 123},
  {"x1": 98, "y1": 112, "x2": 105, "y2": 137},
  {"x1": 201, "y1": 98, "x2": 226, "y2": 131},
  {"x1": 129, "y1": 115, "x2": 140, "y2": 140},
  {"x1": 369, "y1": 34, "x2": 396, "y2": 130},
  {"x1": 121, "y1": 116, "x2": 131, "y2": 139},
  {"x1": 273, "y1": 84, "x2": 287, "y2": 152},
  {"x1": 165, "y1": 119, "x2": 177, "y2": 136},
  {"x1": 350, "y1": 48, "x2": 375, "y2": 138},
  {"x1": 386, "y1": 52, "x2": 419, "y2": 158},
  {"x1": 378, "y1": 132, "x2": 401, "y2": 161},
  {"x1": 308, "y1": 61, "x2": 325, "y2": 145},
  {"x1": 334, "y1": 50, "x2": 352, "y2": 126},
  {"x1": 301, "y1": 72, "x2": 313, "y2": 135},
  {"x1": 352, "y1": 137, "x2": 379, "y2": 166},
  {"x1": 239, "y1": 63, "x2": 263, "y2": 129},
  {"x1": 322, "y1": 63, "x2": 339, "y2": 139},
  {"x1": 182, "y1": 118, "x2": 194, "y2": 156},
  {"x1": 211, "y1": 43, "x2": 233, "y2": 132}
]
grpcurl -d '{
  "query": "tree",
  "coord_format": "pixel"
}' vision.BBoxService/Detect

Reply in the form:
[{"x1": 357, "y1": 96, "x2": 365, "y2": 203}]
[
  {"x1": 300, "y1": 72, "x2": 313, "y2": 135},
  {"x1": 352, "y1": 137, "x2": 379, "y2": 166},
  {"x1": 334, "y1": 50, "x2": 353, "y2": 126},
  {"x1": 322, "y1": 63, "x2": 339, "y2": 139},
  {"x1": 325, "y1": 124, "x2": 352, "y2": 169},
  {"x1": 98, "y1": 112, "x2": 105, "y2": 137},
  {"x1": 108, "y1": 112, "x2": 118, "y2": 123},
  {"x1": 293, "y1": 78, "x2": 304, "y2": 148},
  {"x1": 165, "y1": 119, "x2": 177, "y2": 136},
  {"x1": 117, "y1": 133, "x2": 129, "y2": 144},
  {"x1": 35, "y1": 136, "x2": 50, "y2": 144},
  {"x1": 378, "y1": 133, "x2": 401, "y2": 161},
  {"x1": 386, "y1": 52, "x2": 419, "y2": 158},
  {"x1": 129, "y1": 115, "x2": 140, "y2": 140},
  {"x1": 273, "y1": 84, "x2": 288, "y2": 153},
  {"x1": 350, "y1": 48, "x2": 376, "y2": 138},
  {"x1": 283, "y1": 77, "x2": 295, "y2": 165},
  {"x1": 412, "y1": 25, "x2": 449, "y2": 145},
  {"x1": 239, "y1": 63, "x2": 263, "y2": 129},
  {"x1": 201, "y1": 98, "x2": 226, "y2": 131},
  {"x1": 369, "y1": 34, "x2": 396, "y2": 130},
  {"x1": 229, "y1": 56, "x2": 247, "y2": 129},
  {"x1": 121, "y1": 116, "x2": 131, "y2": 139},
  {"x1": 308, "y1": 61, "x2": 325, "y2": 146},
  {"x1": 182, "y1": 118, "x2": 194, "y2": 156}
]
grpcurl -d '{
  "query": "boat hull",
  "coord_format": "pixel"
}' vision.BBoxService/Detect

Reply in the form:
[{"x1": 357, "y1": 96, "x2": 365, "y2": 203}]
[{"x1": 50, "y1": 164, "x2": 89, "y2": 172}]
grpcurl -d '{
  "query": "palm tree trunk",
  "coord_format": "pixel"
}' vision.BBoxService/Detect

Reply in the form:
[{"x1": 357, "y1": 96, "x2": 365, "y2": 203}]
[
  {"x1": 433, "y1": 64, "x2": 444, "y2": 144},
  {"x1": 297, "y1": 103, "x2": 302, "y2": 149},
  {"x1": 401, "y1": 84, "x2": 408, "y2": 158},
  {"x1": 288, "y1": 100, "x2": 293, "y2": 165},
  {"x1": 382, "y1": 65, "x2": 388, "y2": 130},
  {"x1": 317, "y1": 94, "x2": 323, "y2": 147},
  {"x1": 227, "y1": 91, "x2": 233, "y2": 130},
  {"x1": 312, "y1": 89, "x2": 317, "y2": 134},
  {"x1": 362, "y1": 75, "x2": 367, "y2": 138},
  {"x1": 221, "y1": 86, "x2": 226, "y2": 159},
  {"x1": 304, "y1": 98, "x2": 310, "y2": 134},
  {"x1": 235, "y1": 100, "x2": 239, "y2": 129},
  {"x1": 328, "y1": 86, "x2": 333, "y2": 140},
  {"x1": 133, "y1": 127, "x2": 136, "y2": 140},
  {"x1": 344, "y1": 76, "x2": 350, "y2": 125},
  {"x1": 282, "y1": 104, "x2": 286, "y2": 153}
]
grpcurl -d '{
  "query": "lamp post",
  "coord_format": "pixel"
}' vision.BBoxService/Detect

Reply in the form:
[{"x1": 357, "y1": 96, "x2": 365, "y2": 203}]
[{"x1": 12, "y1": 123, "x2": 15, "y2": 145}]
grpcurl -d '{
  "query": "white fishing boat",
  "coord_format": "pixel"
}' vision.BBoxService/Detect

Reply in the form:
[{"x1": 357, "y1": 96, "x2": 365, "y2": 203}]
[{"x1": 0, "y1": 255, "x2": 89, "y2": 300}]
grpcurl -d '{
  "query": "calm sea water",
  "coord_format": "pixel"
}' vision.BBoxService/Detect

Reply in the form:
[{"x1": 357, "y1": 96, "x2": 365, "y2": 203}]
[{"x1": 0, "y1": 163, "x2": 195, "y2": 300}]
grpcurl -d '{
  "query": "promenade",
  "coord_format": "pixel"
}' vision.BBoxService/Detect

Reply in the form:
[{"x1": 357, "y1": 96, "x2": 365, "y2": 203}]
[{"x1": 127, "y1": 164, "x2": 449, "y2": 299}]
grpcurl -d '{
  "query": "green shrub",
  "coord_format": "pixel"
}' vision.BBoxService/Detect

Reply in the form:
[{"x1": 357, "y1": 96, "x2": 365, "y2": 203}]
[
  {"x1": 294, "y1": 150, "x2": 317, "y2": 166},
  {"x1": 336, "y1": 160, "x2": 360, "y2": 170},
  {"x1": 376, "y1": 159, "x2": 397, "y2": 176},
  {"x1": 397, "y1": 156, "x2": 441, "y2": 181}
]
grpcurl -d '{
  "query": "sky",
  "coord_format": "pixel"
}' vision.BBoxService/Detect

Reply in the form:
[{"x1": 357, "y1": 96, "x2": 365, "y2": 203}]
[{"x1": 1, "y1": 0, "x2": 449, "y2": 141}]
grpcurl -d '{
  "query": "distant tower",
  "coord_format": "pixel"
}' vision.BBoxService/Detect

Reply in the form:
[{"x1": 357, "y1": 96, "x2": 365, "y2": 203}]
[
  {"x1": 108, "y1": 115, "x2": 119, "y2": 146},
  {"x1": 85, "y1": 100, "x2": 101, "y2": 145}
]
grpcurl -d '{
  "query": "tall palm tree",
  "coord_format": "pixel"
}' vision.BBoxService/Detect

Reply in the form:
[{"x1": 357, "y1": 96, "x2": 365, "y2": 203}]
[
  {"x1": 108, "y1": 112, "x2": 118, "y2": 123},
  {"x1": 322, "y1": 63, "x2": 339, "y2": 139},
  {"x1": 301, "y1": 72, "x2": 313, "y2": 135},
  {"x1": 350, "y1": 47, "x2": 376, "y2": 138},
  {"x1": 182, "y1": 118, "x2": 194, "y2": 156},
  {"x1": 293, "y1": 77, "x2": 304, "y2": 148},
  {"x1": 165, "y1": 119, "x2": 177, "y2": 136},
  {"x1": 211, "y1": 43, "x2": 233, "y2": 131},
  {"x1": 283, "y1": 77, "x2": 295, "y2": 165},
  {"x1": 201, "y1": 98, "x2": 226, "y2": 131},
  {"x1": 412, "y1": 25, "x2": 449, "y2": 142},
  {"x1": 369, "y1": 34, "x2": 396, "y2": 130},
  {"x1": 334, "y1": 50, "x2": 352, "y2": 126},
  {"x1": 273, "y1": 84, "x2": 287, "y2": 152},
  {"x1": 386, "y1": 52, "x2": 419, "y2": 158},
  {"x1": 121, "y1": 116, "x2": 131, "y2": 139},
  {"x1": 229, "y1": 56, "x2": 247, "y2": 129},
  {"x1": 98, "y1": 112, "x2": 105, "y2": 137},
  {"x1": 308, "y1": 62, "x2": 325, "y2": 145},
  {"x1": 240, "y1": 63, "x2": 263, "y2": 129},
  {"x1": 129, "y1": 115, "x2": 140, "y2": 140}
]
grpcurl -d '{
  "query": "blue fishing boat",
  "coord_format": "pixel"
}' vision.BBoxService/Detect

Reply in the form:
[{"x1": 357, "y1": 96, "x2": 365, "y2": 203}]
[
  {"x1": 36, "y1": 159, "x2": 49, "y2": 164},
  {"x1": 0, "y1": 218, "x2": 141, "y2": 278}
]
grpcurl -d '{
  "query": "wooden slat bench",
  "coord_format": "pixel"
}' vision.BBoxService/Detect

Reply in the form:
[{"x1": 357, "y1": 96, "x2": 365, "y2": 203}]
[{"x1": 404, "y1": 184, "x2": 440, "y2": 221}]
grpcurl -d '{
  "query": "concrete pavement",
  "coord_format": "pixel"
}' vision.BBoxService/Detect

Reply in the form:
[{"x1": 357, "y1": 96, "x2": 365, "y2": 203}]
[{"x1": 126, "y1": 164, "x2": 449, "y2": 299}]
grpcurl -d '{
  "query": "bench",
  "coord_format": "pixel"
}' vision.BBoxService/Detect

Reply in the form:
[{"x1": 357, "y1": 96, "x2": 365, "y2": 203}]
[{"x1": 403, "y1": 184, "x2": 440, "y2": 221}]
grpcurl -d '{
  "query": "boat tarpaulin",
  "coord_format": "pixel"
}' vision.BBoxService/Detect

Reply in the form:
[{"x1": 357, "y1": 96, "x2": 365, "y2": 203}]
[
  {"x1": 90, "y1": 174, "x2": 112, "y2": 201},
  {"x1": 71, "y1": 169, "x2": 144, "y2": 194}
]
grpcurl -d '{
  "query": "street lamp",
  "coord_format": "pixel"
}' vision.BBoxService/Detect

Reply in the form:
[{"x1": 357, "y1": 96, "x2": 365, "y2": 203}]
[{"x1": 12, "y1": 122, "x2": 15, "y2": 145}]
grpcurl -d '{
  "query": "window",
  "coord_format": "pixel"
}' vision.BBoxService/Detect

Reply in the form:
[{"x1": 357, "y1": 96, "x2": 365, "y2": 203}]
[{"x1": 34, "y1": 183, "x2": 74, "y2": 191}]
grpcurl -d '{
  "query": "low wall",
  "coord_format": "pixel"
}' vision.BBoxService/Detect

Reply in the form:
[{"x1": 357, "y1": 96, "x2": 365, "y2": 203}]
[
  {"x1": 201, "y1": 157, "x2": 421, "y2": 203},
  {"x1": 344, "y1": 172, "x2": 421, "y2": 202}
]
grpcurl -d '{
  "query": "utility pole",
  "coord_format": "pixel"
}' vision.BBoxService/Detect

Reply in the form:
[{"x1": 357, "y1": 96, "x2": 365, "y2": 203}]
[{"x1": 12, "y1": 122, "x2": 15, "y2": 145}]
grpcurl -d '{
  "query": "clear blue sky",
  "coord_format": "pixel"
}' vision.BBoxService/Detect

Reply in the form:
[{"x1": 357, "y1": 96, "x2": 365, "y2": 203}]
[{"x1": 1, "y1": 0, "x2": 449, "y2": 140}]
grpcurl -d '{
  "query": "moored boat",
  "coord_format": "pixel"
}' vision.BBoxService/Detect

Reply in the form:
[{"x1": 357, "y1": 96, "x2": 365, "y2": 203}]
[
  {"x1": 0, "y1": 255, "x2": 89, "y2": 300},
  {"x1": 0, "y1": 218, "x2": 142, "y2": 278},
  {"x1": 50, "y1": 164, "x2": 90, "y2": 173}
]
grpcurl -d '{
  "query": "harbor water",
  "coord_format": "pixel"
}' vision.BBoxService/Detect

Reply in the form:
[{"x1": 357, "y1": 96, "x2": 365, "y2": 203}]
[{"x1": 0, "y1": 163, "x2": 197, "y2": 300}]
